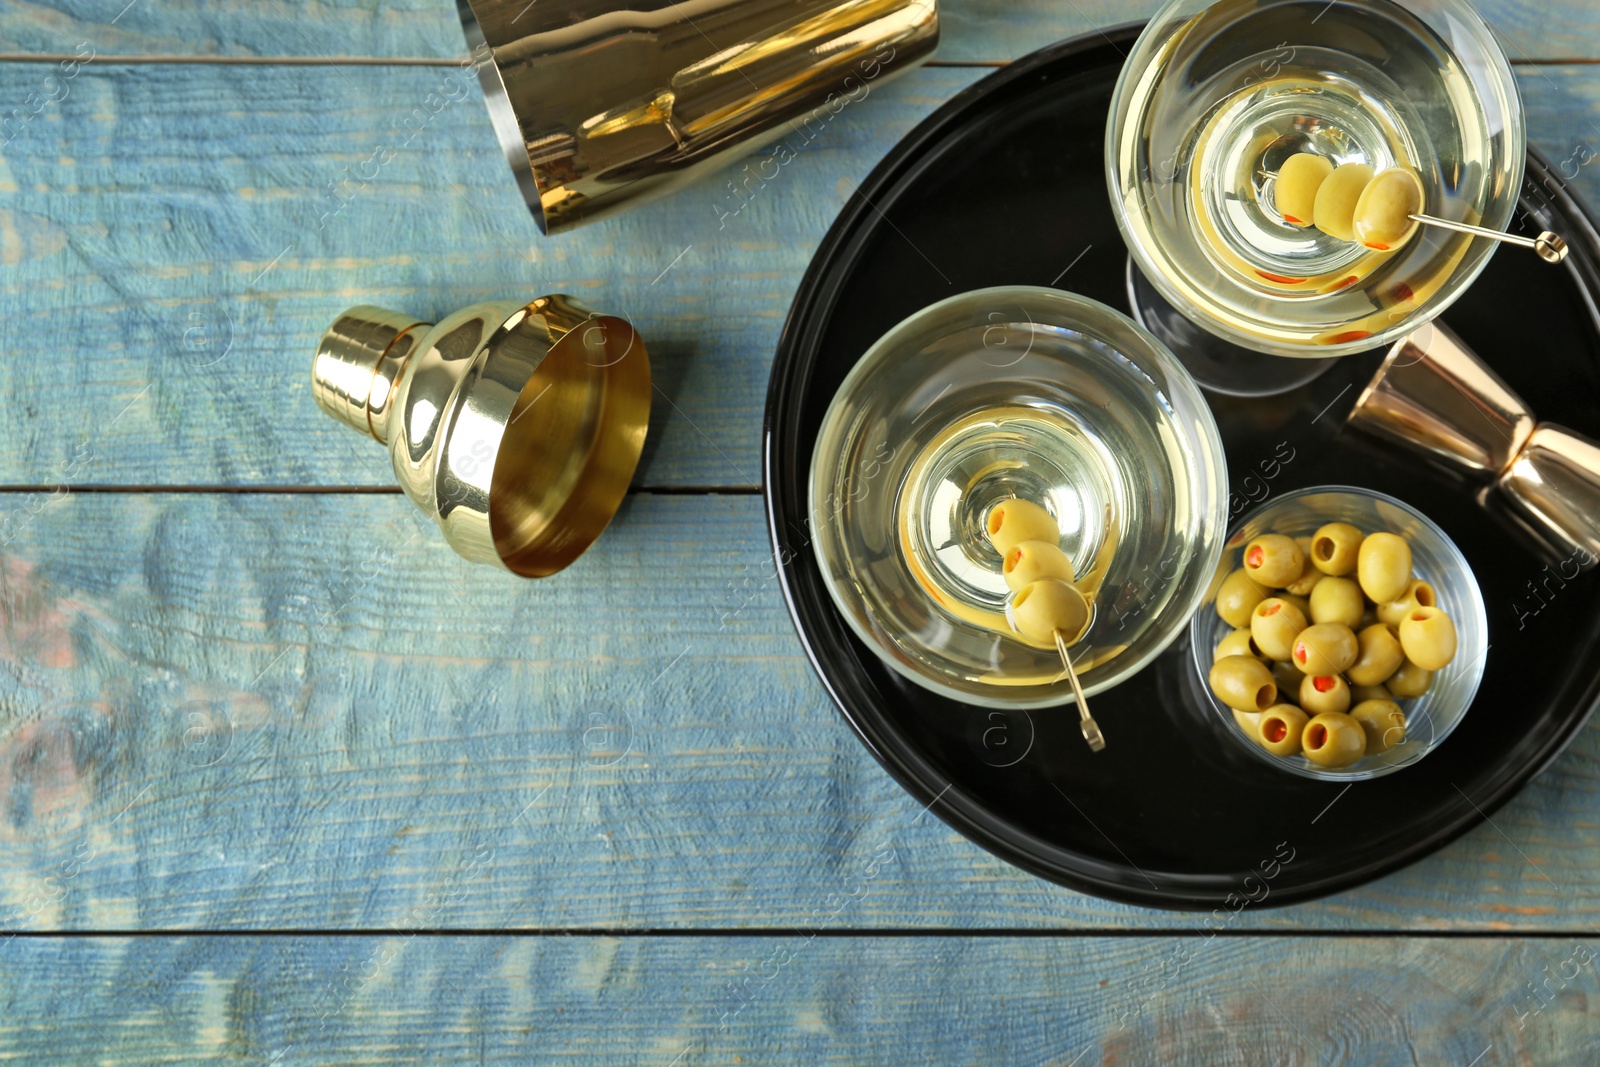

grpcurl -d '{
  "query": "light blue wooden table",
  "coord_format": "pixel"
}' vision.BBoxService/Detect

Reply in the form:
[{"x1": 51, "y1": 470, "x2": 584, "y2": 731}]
[{"x1": 1, "y1": 0, "x2": 1598, "y2": 1062}]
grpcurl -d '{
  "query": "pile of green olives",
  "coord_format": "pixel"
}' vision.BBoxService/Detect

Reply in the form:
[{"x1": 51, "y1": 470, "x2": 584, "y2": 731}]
[{"x1": 1208, "y1": 522, "x2": 1460, "y2": 769}]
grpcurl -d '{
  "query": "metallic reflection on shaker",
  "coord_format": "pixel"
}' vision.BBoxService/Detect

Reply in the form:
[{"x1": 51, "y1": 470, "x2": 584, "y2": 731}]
[
  {"x1": 457, "y1": 0, "x2": 940, "y2": 233},
  {"x1": 1347, "y1": 322, "x2": 1600, "y2": 569},
  {"x1": 312, "y1": 296, "x2": 651, "y2": 577}
]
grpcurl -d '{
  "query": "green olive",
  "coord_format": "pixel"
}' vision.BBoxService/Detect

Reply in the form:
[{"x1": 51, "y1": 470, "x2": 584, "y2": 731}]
[
  {"x1": 1299, "y1": 673, "x2": 1352, "y2": 716},
  {"x1": 1302, "y1": 711, "x2": 1368, "y2": 767},
  {"x1": 1255, "y1": 704, "x2": 1309, "y2": 757},
  {"x1": 1309, "y1": 576, "x2": 1365, "y2": 629},
  {"x1": 1350, "y1": 699, "x2": 1407, "y2": 754},
  {"x1": 1215, "y1": 627, "x2": 1268, "y2": 663},
  {"x1": 1313, "y1": 162, "x2": 1375, "y2": 241},
  {"x1": 1011, "y1": 578, "x2": 1089, "y2": 646},
  {"x1": 1352, "y1": 167, "x2": 1423, "y2": 251},
  {"x1": 1243, "y1": 533, "x2": 1306, "y2": 588},
  {"x1": 986, "y1": 498, "x2": 1059, "y2": 555},
  {"x1": 1310, "y1": 522, "x2": 1363, "y2": 576},
  {"x1": 1345, "y1": 623, "x2": 1405, "y2": 687},
  {"x1": 1280, "y1": 592, "x2": 1313, "y2": 621},
  {"x1": 1350, "y1": 682, "x2": 1392, "y2": 704},
  {"x1": 1284, "y1": 537, "x2": 1323, "y2": 596},
  {"x1": 1291, "y1": 622, "x2": 1358, "y2": 676},
  {"x1": 1271, "y1": 658, "x2": 1305, "y2": 699},
  {"x1": 1216, "y1": 568, "x2": 1270, "y2": 629},
  {"x1": 1357, "y1": 532, "x2": 1412, "y2": 604},
  {"x1": 1003, "y1": 539, "x2": 1075, "y2": 593},
  {"x1": 1376, "y1": 578, "x2": 1437, "y2": 628},
  {"x1": 1250, "y1": 597, "x2": 1308, "y2": 661},
  {"x1": 1232, "y1": 708, "x2": 1264, "y2": 736},
  {"x1": 1274, "y1": 152, "x2": 1334, "y2": 227},
  {"x1": 1209, "y1": 654, "x2": 1278, "y2": 712},
  {"x1": 1398, "y1": 605, "x2": 1457, "y2": 670},
  {"x1": 1386, "y1": 657, "x2": 1434, "y2": 698}
]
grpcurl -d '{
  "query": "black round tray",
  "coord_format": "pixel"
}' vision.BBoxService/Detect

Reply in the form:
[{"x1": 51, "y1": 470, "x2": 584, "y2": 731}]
[{"x1": 764, "y1": 25, "x2": 1600, "y2": 909}]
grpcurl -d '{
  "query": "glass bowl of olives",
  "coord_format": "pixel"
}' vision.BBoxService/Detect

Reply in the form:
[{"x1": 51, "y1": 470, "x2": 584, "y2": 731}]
[{"x1": 1188, "y1": 486, "x2": 1488, "y2": 780}]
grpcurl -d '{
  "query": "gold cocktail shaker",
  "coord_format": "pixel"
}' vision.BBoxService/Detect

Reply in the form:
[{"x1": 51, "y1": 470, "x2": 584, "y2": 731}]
[
  {"x1": 458, "y1": 0, "x2": 940, "y2": 233},
  {"x1": 312, "y1": 296, "x2": 650, "y2": 577}
]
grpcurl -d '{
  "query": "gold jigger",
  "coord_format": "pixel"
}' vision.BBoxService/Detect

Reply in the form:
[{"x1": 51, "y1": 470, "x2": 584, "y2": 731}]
[
  {"x1": 459, "y1": 0, "x2": 940, "y2": 234},
  {"x1": 1347, "y1": 322, "x2": 1600, "y2": 569},
  {"x1": 312, "y1": 295, "x2": 650, "y2": 577}
]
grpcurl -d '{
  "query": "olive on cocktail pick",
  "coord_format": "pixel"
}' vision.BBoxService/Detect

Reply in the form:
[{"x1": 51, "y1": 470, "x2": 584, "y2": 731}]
[
  {"x1": 1012, "y1": 578, "x2": 1089, "y2": 645},
  {"x1": 1002, "y1": 539, "x2": 1076, "y2": 592},
  {"x1": 1352, "y1": 168, "x2": 1423, "y2": 251},
  {"x1": 1312, "y1": 162, "x2": 1376, "y2": 242},
  {"x1": 1355, "y1": 166, "x2": 1569, "y2": 262},
  {"x1": 1274, "y1": 152, "x2": 1333, "y2": 227},
  {"x1": 1010, "y1": 578, "x2": 1104, "y2": 752},
  {"x1": 985, "y1": 498, "x2": 1060, "y2": 555},
  {"x1": 1268, "y1": 152, "x2": 1569, "y2": 263},
  {"x1": 980, "y1": 494, "x2": 1105, "y2": 751}
]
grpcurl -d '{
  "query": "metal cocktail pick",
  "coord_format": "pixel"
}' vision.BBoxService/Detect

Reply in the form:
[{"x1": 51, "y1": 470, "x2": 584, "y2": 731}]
[
  {"x1": 1406, "y1": 214, "x2": 1568, "y2": 264},
  {"x1": 1053, "y1": 628, "x2": 1105, "y2": 752}
]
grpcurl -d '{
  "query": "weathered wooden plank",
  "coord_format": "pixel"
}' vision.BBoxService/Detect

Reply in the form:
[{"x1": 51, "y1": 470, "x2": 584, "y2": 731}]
[
  {"x1": 0, "y1": 0, "x2": 468, "y2": 60},
  {"x1": 0, "y1": 62, "x2": 986, "y2": 490},
  {"x1": 1, "y1": 492, "x2": 1599, "y2": 932},
  {"x1": 1, "y1": 63, "x2": 1599, "y2": 490},
  {"x1": 932, "y1": 0, "x2": 1600, "y2": 66},
  {"x1": 0, "y1": 0, "x2": 1592, "y2": 63},
  {"x1": 2, "y1": 935, "x2": 1597, "y2": 1063}
]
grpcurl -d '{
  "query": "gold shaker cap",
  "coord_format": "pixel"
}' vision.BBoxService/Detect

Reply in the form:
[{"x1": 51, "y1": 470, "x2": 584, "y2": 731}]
[{"x1": 312, "y1": 295, "x2": 650, "y2": 577}]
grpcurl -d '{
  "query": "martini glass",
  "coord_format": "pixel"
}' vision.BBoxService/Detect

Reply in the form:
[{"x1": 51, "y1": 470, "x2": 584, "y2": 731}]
[
  {"x1": 1106, "y1": 0, "x2": 1525, "y2": 389},
  {"x1": 809, "y1": 288, "x2": 1228, "y2": 711}
]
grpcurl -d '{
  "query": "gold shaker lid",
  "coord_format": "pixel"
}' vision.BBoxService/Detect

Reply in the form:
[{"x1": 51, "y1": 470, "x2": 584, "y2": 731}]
[
  {"x1": 487, "y1": 298, "x2": 651, "y2": 576},
  {"x1": 312, "y1": 295, "x2": 650, "y2": 577}
]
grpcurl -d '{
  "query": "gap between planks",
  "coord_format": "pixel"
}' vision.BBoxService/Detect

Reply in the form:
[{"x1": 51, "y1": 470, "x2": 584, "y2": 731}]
[
  {"x1": 0, "y1": 485, "x2": 761, "y2": 495},
  {"x1": 2, "y1": 928, "x2": 1599, "y2": 940},
  {"x1": 0, "y1": 53, "x2": 1590, "y2": 67}
]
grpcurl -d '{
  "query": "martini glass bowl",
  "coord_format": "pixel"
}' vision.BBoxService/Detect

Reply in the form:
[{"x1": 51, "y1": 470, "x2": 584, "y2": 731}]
[
  {"x1": 809, "y1": 287, "x2": 1228, "y2": 709},
  {"x1": 1108, "y1": 0, "x2": 1524, "y2": 360}
]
